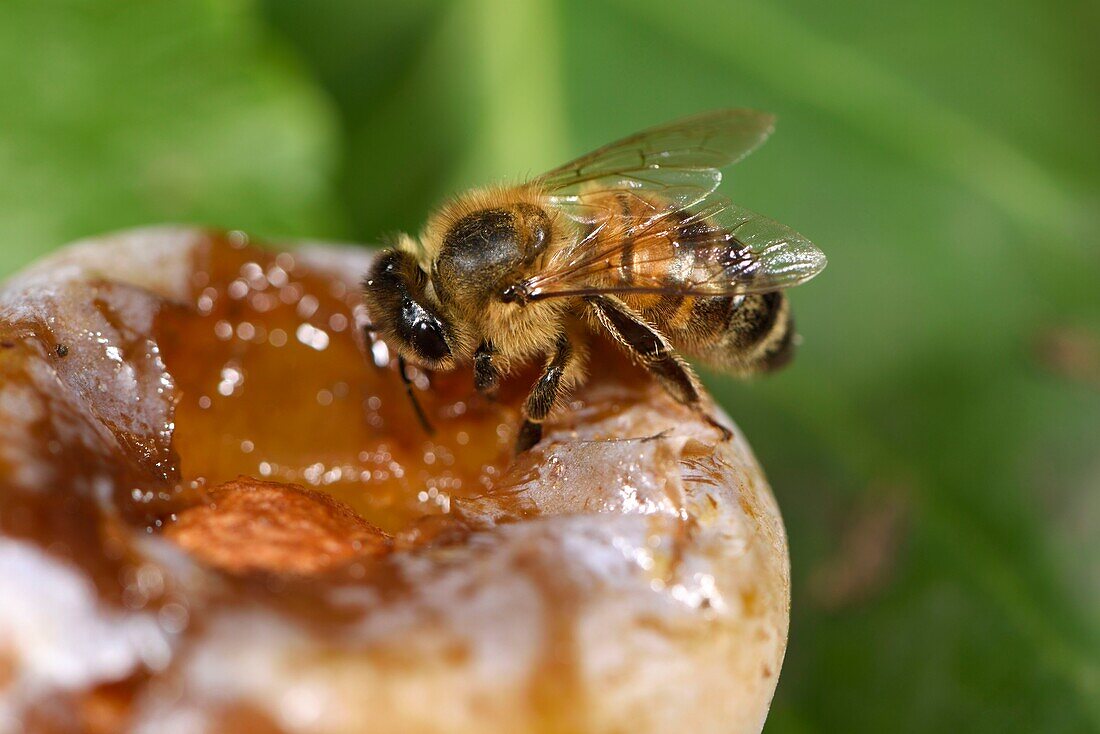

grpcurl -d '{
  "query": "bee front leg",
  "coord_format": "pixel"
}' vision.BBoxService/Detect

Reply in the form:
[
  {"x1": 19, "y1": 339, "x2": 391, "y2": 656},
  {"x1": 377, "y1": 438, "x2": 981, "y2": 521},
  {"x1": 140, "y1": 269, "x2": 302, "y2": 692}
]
[
  {"x1": 516, "y1": 332, "x2": 574, "y2": 453},
  {"x1": 474, "y1": 340, "x2": 502, "y2": 399},
  {"x1": 586, "y1": 295, "x2": 732, "y2": 441}
]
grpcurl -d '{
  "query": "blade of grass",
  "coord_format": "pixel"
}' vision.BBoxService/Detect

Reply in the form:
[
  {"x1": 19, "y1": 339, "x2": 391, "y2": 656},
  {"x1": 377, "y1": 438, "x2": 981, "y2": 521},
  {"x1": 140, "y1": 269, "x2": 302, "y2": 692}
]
[{"x1": 453, "y1": 0, "x2": 570, "y2": 185}]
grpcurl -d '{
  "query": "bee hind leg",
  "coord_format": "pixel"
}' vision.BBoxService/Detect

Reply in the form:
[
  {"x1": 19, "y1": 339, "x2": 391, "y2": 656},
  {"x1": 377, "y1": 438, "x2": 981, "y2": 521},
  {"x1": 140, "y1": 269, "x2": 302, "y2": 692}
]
[
  {"x1": 516, "y1": 332, "x2": 574, "y2": 453},
  {"x1": 586, "y1": 295, "x2": 731, "y2": 442}
]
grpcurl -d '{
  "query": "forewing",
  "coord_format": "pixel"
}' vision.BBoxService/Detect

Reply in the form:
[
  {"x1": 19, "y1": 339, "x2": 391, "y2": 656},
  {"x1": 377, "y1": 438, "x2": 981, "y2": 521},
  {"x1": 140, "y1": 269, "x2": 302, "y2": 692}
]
[
  {"x1": 524, "y1": 199, "x2": 827, "y2": 299},
  {"x1": 537, "y1": 109, "x2": 775, "y2": 219}
]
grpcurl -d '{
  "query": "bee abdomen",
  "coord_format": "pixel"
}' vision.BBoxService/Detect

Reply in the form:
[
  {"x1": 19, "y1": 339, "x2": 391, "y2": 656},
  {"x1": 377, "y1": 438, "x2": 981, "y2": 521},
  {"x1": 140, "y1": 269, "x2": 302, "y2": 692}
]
[
  {"x1": 659, "y1": 291, "x2": 795, "y2": 376},
  {"x1": 586, "y1": 190, "x2": 800, "y2": 375}
]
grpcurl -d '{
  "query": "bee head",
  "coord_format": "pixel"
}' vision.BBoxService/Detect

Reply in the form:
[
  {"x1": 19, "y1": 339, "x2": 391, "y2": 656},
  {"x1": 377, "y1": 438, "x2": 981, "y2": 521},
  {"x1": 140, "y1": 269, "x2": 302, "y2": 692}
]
[{"x1": 362, "y1": 249, "x2": 456, "y2": 370}]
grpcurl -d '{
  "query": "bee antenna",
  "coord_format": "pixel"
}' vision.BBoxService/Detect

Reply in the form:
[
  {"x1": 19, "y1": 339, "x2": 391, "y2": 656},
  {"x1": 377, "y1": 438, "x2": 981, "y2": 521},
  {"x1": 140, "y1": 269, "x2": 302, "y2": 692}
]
[{"x1": 397, "y1": 356, "x2": 436, "y2": 436}]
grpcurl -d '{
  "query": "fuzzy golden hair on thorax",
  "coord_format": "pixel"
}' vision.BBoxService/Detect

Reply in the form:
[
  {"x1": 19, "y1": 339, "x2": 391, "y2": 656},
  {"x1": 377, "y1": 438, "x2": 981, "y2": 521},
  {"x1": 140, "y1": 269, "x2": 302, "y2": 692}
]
[
  {"x1": 405, "y1": 183, "x2": 577, "y2": 366},
  {"x1": 417, "y1": 184, "x2": 570, "y2": 265}
]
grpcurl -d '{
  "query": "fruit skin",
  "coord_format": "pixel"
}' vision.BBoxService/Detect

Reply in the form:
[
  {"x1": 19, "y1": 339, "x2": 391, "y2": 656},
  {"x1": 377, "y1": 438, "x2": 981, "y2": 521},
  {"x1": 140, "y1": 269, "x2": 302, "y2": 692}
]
[{"x1": 0, "y1": 227, "x2": 789, "y2": 734}]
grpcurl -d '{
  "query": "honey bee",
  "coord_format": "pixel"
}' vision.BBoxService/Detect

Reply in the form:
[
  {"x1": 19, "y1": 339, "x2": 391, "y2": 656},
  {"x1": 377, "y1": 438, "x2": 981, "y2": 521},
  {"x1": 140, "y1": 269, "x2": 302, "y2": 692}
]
[{"x1": 363, "y1": 109, "x2": 826, "y2": 452}]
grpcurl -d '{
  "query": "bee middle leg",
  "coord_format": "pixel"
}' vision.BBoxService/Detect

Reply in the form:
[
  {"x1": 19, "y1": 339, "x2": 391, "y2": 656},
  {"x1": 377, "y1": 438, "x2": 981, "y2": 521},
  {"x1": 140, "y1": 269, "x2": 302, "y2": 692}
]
[
  {"x1": 586, "y1": 295, "x2": 731, "y2": 441},
  {"x1": 515, "y1": 332, "x2": 574, "y2": 453}
]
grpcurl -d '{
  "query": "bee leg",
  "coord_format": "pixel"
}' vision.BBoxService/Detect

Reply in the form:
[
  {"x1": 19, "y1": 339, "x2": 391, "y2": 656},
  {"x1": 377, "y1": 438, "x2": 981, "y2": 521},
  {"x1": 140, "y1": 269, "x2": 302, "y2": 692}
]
[
  {"x1": 587, "y1": 295, "x2": 732, "y2": 441},
  {"x1": 516, "y1": 332, "x2": 574, "y2": 453},
  {"x1": 474, "y1": 340, "x2": 502, "y2": 400}
]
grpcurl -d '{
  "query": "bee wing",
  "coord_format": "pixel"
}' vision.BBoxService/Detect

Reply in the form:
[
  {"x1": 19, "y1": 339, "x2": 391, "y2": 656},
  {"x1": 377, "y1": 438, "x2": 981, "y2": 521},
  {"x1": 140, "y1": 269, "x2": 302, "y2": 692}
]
[
  {"x1": 524, "y1": 197, "x2": 827, "y2": 300},
  {"x1": 536, "y1": 109, "x2": 776, "y2": 220}
]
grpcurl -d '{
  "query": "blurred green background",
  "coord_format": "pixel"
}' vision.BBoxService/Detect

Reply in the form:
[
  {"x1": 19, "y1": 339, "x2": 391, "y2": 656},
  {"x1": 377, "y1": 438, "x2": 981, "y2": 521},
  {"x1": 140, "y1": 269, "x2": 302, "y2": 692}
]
[{"x1": 2, "y1": 0, "x2": 1098, "y2": 730}]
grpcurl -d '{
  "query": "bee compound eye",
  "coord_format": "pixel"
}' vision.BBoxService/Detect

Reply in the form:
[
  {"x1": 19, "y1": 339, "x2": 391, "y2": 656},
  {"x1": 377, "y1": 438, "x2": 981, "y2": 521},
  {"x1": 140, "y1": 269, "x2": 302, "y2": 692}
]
[{"x1": 412, "y1": 319, "x2": 450, "y2": 361}]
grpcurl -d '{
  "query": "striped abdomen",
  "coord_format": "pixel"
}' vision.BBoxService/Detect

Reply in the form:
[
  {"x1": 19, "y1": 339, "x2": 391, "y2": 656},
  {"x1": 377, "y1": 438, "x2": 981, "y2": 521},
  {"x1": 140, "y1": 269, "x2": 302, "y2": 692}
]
[{"x1": 586, "y1": 192, "x2": 796, "y2": 376}]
